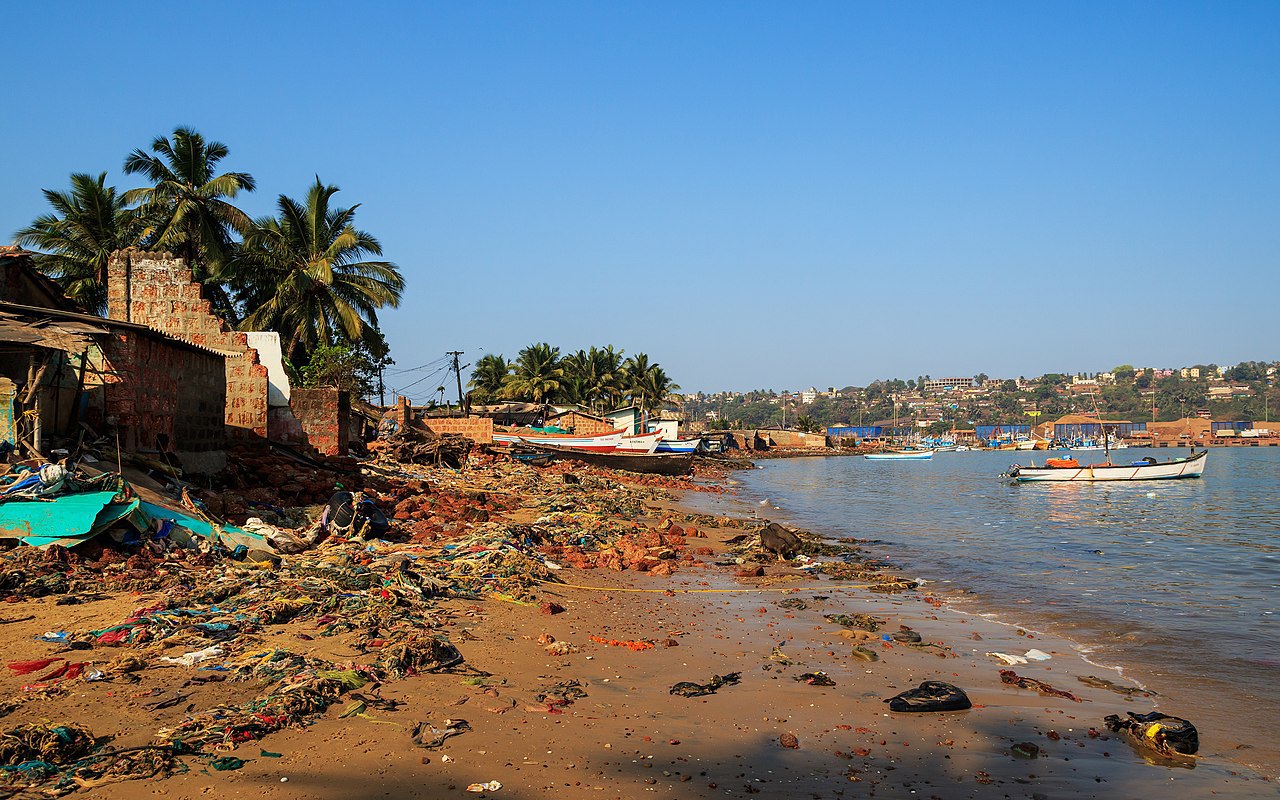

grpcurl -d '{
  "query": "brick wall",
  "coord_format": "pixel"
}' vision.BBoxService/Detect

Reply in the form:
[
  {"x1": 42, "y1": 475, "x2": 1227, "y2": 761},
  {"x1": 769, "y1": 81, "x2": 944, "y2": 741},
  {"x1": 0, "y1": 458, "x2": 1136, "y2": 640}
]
[
  {"x1": 547, "y1": 411, "x2": 613, "y2": 436},
  {"x1": 423, "y1": 416, "x2": 493, "y2": 444},
  {"x1": 100, "y1": 331, "x2": 226, "y2": 471},
  {"x1": 290, "y1": 388, "x2": 351, "y2": 455},
  {"x1": 106, "y1": 249, "x2": 269, "y2": 438}
]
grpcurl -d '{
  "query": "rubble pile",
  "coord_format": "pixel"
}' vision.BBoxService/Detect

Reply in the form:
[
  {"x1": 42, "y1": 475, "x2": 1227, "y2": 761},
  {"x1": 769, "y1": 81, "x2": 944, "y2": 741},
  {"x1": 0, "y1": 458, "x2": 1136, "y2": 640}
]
[{"x1": 367, "y1": 424, "x2": 472, "y2": 469}]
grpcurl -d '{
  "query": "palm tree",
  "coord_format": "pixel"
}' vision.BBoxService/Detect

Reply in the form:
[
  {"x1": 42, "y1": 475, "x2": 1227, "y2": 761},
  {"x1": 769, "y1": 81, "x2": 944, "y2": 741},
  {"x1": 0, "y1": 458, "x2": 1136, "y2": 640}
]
[
  {"x1": 620, "y1": 353, "x2": 680, "y2": 413},
  {"x1": 122, "y1": 127, "x2": 255, "y2": 316},
  {"x1": 589, "y1": 346, "x2": 626, "y2": 411},
  {"x1": 622, "y1": 353, "x2": 655, "y2": 406},
  {"x1": 468, "y1": 354, "x2": 511, "y2": 405},
  {"x1": 13, "y1": 172, "x2": 144, "y2": 312},
  {"x1": 636, "y1": 364, "x2": 680, "y2": 414},
  {"x1": 502, "y1": 343, "x2": 563, "y2": 404},
  {"x1": 233, "y1": 178, "x2": 404, "y2": 366}
]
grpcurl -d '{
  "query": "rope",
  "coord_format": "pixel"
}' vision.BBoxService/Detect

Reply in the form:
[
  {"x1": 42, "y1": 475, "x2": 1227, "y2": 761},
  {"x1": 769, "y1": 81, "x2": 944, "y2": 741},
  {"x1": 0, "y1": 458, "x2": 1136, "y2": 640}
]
[{"x1": 535, "y1": 578, "x2": 886, "y2": 594}]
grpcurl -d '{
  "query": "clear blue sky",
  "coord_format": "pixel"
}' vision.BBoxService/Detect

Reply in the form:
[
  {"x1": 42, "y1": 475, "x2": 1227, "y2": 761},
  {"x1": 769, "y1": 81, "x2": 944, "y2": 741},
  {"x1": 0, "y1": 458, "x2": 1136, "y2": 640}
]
[{"x1": 5, "y1": 2, "x2": 1278, "y2": 396}]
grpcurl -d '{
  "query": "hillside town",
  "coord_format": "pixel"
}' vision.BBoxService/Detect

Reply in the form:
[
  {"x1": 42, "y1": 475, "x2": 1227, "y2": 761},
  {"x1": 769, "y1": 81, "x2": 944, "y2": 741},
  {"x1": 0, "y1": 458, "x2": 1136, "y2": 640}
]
[{"x1": 681, "y1": 364, "x2": 1280, "y2": 449}]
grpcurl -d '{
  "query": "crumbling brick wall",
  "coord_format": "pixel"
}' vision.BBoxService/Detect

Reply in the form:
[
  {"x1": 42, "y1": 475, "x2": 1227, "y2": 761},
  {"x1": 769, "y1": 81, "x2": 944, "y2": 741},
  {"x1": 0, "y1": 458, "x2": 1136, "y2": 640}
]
[
  {"x1": 289, "y1": 388, "x2": 351, "y2": 456},
  {"x1": 422, "y1": 416, "x2": 493, "y2": 444},
  {"x1": 101, "y1": 332, "x2": 226, "y2": 472},
  {"x1": 106, "y1": 249, "x2": 269, "y2": 439}
]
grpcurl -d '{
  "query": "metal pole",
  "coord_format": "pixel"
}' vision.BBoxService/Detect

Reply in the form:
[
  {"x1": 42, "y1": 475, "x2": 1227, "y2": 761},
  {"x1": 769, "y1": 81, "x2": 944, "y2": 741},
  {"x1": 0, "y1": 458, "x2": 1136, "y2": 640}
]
[{"x1": 447, "y1": 351, "x2": 464, "y2": 416}]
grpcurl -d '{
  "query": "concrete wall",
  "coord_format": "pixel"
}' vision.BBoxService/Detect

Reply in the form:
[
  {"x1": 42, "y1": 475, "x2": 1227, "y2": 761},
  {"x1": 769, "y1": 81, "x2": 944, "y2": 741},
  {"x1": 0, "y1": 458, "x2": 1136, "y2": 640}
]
[
  {"x1": 100, "y1": 332, "x2": 227, "y2": 473},
  {"x1": 106, "y1": 249, "x2": 269, "y2": 439},
  {"x1": 423, "y1": 416, "x2": 494, "y2": 443},
  {"x1": 290, "y1": 387, "x2": 351, "y2": 456}
]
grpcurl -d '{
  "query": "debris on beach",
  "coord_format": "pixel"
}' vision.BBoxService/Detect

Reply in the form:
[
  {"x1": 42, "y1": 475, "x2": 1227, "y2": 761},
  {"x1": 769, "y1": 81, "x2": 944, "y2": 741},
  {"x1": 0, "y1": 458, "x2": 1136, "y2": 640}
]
[
  {"x1": 795, "y1": 672, "x2": 836, "y2": 686},
  {"x1": 885, "y1": 681, "x2": 972, "y2": 712},
  {"x1": 824, "y1": 613, "x2": 886, "y2": 632},
  {"x1": 1079, "y1": 675, "x2": 1157, "y2": 698},
  {"x1": 669, "y1": 672, "x2": 741, "y2": 697},
  {"x1": 1104, "y1": 711, "x2": 1200, "y2": 757},
  {"x1": 999, "y1": 669, "x2": 1083, "y2": 702}
]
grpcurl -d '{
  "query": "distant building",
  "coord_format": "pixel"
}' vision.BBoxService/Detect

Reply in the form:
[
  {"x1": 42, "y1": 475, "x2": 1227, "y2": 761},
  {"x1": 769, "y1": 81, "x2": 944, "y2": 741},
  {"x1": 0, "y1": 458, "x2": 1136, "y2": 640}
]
[
  {"x1": 923, "y1": 377, "x2": 973, "y2": 393},
  {"x1": 800, "y1": 387, "x2": 818, "y2": 404}
]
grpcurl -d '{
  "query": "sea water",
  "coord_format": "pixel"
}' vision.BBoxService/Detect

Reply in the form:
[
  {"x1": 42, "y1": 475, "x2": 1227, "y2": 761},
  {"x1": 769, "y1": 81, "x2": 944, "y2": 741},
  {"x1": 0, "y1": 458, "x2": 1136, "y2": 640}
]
[{"x1": 734, "y1": 447, "x2": 1280, "y2": 768}]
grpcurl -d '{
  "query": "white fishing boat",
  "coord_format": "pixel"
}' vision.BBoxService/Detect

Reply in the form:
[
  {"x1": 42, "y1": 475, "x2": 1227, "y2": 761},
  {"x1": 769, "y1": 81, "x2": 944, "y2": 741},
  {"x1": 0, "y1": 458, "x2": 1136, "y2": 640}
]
[
  {"x1": 654, "y1": 437, "x2": 703, "y2": 454},
  {"x1": 1009, "y1": 450, "x2": 1207, "y2": 482},
  {"x1": 615, "y1": 430, "x2": 663, "y2": 454},
  {"x1": 492, "y1": 428, "x2": 625, "y2": 452},
  {"x1": 865, "y1": 449, "x2": 935, "y2": 460}
]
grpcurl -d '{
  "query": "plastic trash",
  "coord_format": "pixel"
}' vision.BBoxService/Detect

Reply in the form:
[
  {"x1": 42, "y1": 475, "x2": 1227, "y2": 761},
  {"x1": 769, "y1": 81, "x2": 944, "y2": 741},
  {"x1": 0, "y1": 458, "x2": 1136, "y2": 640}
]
[
  {"x1": 986, "y1": 652, "x2": 1027, "y2": 665},
  {"x1": 466, "y1": 781, "x2": 501, "y2": 793},
  {"x1": 1104, "y1": 712, "x2": 1199, "y2": 756}
]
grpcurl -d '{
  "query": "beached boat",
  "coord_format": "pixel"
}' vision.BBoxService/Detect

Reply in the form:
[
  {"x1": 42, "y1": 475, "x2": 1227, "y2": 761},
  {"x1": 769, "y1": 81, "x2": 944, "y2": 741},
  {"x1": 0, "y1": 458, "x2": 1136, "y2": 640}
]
[
  {"x1": 1008, "y1": 450, "x2": 1207, "y2": 482},
  {"x1": 542, "y1": 445, "x2": 695, "y2": 475},
  {"x1": 616, "y1": 430, "x2": 663, "y2": 454},
  {"x1": 865, "y1": 449, "x2": 935, "y2": 460},
  {"x1": 492, "y1": 428, "x2": 625, "y2": 452},
  {"x1": 654, "y1": 437, "x2": 703, "y2": 454}
]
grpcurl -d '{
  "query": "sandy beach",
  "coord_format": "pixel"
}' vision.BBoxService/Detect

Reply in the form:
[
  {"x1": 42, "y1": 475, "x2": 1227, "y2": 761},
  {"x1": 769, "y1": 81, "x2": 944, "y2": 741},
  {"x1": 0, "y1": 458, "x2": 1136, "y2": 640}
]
[{"x1": 0, "y1": 457, "x2": 1274, "y2": 799}]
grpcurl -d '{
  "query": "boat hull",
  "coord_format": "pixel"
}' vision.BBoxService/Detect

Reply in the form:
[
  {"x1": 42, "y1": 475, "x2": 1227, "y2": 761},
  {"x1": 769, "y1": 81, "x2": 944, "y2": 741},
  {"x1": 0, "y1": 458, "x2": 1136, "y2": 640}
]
[
  {"x1": 544, "y1": 446, "x2": 695, "y2": 476},
  {"x1": 865, "y1": 450, "x2": 935, "y2": 460},
  {"x1": 1010, "y1": 451, "x2": 1207, "y2": 482},
  {"x1": 654, "y1": 437, "x2": 703, "y2": 454},
  {"x1": 616, "y1": 431, "x2": 663, "y2": 454},
  {"x1": 492, "y1": 429, "x2": 625, "y2": 452}
]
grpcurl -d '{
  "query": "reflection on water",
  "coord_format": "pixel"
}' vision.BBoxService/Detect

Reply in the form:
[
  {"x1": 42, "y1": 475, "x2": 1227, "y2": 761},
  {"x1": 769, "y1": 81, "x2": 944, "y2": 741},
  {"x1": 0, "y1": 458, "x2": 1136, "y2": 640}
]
[{"x1": 737, "y1": 448, "x2": 1280, "y2": 715}]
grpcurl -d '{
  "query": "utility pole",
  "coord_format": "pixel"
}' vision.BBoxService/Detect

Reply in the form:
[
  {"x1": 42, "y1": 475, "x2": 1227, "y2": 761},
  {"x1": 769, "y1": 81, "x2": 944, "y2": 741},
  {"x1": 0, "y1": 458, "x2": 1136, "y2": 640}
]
[{"x1": 447, "y1": 351, "x2": 465, "y2": 416}]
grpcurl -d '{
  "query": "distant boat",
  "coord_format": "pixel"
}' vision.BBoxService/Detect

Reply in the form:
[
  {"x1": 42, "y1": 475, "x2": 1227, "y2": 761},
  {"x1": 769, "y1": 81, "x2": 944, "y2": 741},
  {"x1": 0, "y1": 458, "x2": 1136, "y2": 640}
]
[
  {"x1": 654, "y1": 437, "x2": 703, "y2": 454},
  {"x1": 1009, "y1": 450, "x2": 1207, "y2": 482},
  {"x1": 492, "y1": 428, "x2": 625, "y2": 452},
  {"x1": 865, "y1": 449, "x2": 935, "y2": 460}
]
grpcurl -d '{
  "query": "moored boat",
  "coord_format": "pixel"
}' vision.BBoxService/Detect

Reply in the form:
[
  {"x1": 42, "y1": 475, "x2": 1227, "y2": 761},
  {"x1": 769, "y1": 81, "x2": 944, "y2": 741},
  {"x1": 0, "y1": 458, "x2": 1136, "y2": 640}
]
[
  {"x1": 542, "y1": 445, "x2": 695, "y2": 475},
  {"x1": 1008, "y1": 450, "x2": 1207, "y2": 482},
  {"x1": 616, "y1": 430, "x2": 663, "y2": 454},
  {"x1": 654, "y1": 437, "x2": 703, "y2": 454},
  {"x1": 492, "y1": 428, "x2": 625, "y2": 452},
  {"x1": 865, "y1": 449, "x2": 935, "y2": 460}
]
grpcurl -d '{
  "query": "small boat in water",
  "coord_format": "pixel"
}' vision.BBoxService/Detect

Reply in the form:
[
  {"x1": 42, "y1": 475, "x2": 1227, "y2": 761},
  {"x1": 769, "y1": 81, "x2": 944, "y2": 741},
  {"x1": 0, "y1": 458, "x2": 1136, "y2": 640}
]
[
  {"x1": 865, "y1": 449, "x2": 935, "y2": 460},
  {"x1": 1008, "y1": 450, "x2": 1207, "y2": 482}
]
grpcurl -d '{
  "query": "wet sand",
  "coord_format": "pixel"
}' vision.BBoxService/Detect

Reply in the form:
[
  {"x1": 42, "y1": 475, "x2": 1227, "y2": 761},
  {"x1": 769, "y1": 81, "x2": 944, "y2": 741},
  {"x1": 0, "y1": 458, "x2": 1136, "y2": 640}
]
[{"x1": 0, "y1": 473, "x2": 1275, "y2": 799}]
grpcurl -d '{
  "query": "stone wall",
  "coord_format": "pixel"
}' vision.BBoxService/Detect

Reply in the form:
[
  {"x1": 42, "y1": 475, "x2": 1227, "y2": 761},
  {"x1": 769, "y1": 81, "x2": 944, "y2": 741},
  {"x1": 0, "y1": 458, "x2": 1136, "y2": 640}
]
[
  {"x1": 106, "y1": 249, "x2": 269, "y2": 438},
  {"x1": 422, "y1": 416, "x2": 494, "y2": 444},
  {"x1": 290, "y1": 388, "x2": 351, "y2": 456},
  {"x1": 100, "y1": 331, "x2": 227, "y2": 473}
]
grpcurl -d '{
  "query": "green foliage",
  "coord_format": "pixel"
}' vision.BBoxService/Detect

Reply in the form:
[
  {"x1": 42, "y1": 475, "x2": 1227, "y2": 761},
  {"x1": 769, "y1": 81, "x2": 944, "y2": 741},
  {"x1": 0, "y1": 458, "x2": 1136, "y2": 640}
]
[
  {"x1": 468, "y1": 354, "x2": 511, "y2": 405},
  {"x1": 13, "y1": 172, "x2": 145, "y2": 312},
  {"x1": 231, "y1": 178, "x2": 404, "y2": 367},
  {"x1": 480, "y1": 343, "x2": 681, "y2": 411},
  {"x1": 298, "y1": 342, "x2": 383, "y2": 396},
  {"x1": 502, "y1": 342, "x2": 564, "y2": 404},
  {"x1": 122, "y1": 127, "x2": 256, "y2": 317}
]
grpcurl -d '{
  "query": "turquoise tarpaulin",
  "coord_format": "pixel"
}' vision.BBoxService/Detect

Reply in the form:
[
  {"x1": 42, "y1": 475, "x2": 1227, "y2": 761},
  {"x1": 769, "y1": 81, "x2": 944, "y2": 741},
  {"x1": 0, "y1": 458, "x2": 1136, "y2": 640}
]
[{"x1": 0, "y1": 492, "x2": 138, "y2": 548}]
